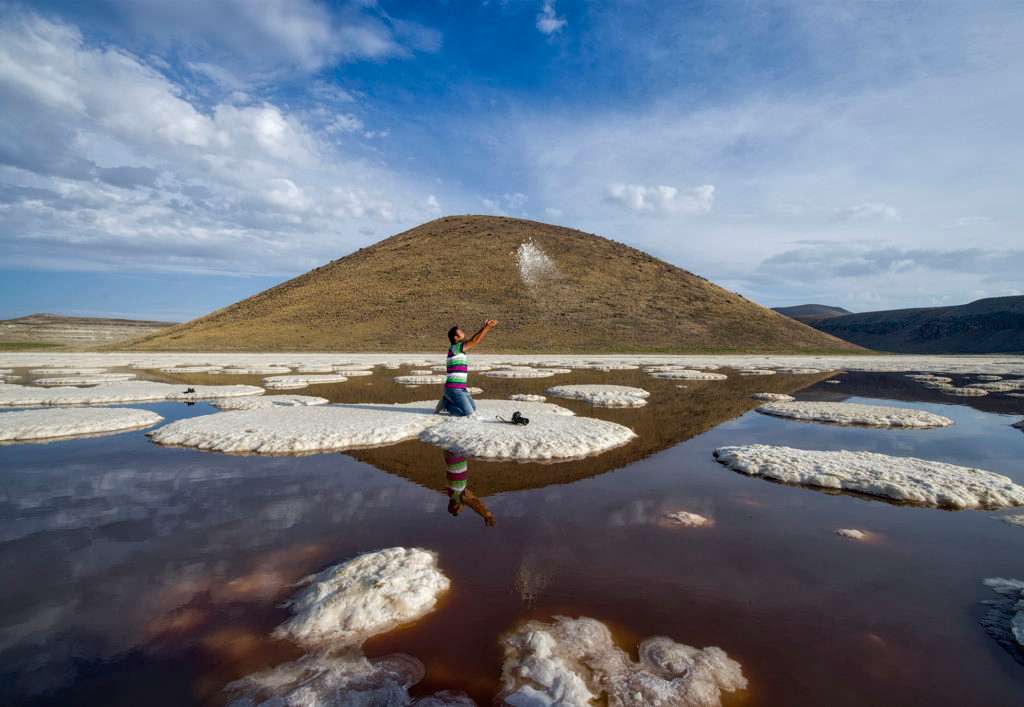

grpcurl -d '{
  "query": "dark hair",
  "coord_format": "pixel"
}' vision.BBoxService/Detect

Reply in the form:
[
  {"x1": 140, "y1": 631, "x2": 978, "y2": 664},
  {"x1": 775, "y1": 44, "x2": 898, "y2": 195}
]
[{"x1": 448, "y1": 325, "x2": 460, "y2": 344}]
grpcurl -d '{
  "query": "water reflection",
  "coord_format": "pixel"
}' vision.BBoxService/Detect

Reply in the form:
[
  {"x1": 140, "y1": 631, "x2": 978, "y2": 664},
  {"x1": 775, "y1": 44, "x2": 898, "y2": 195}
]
[{"x1": 443, "y1": 449, "x2": 495, "y2": 526}]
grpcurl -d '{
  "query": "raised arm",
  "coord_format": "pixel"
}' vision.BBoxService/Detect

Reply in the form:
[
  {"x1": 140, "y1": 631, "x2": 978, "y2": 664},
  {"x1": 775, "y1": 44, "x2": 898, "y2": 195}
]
[{"x1": 462, "y1": 319, "x2": 498, "y2": 351}]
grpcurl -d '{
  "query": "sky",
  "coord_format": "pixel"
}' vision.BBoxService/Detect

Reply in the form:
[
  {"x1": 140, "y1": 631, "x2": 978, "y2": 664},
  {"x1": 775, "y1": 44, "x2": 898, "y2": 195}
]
[{"x1": 1, "y1": 0, "x2": 1022, "y2": 321}]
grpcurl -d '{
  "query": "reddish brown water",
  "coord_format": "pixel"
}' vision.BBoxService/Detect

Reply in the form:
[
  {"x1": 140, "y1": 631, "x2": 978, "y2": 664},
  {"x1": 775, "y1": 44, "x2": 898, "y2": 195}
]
[{"x1": 1, "y1": 366, "x2": 1023, "y2": 705}]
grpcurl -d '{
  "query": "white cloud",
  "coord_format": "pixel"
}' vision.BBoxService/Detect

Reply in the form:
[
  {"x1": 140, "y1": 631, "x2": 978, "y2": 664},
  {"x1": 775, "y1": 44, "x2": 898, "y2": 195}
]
[
  {"x1": 481, "y1": 192, "x2": 528, "y2": 215},
  {"x1": 536, "y1": 1, "x2": 567, "y2": 35},
  {"x1": 606, "y1": 183, "x2": 715, "y2": 215},
  {"x1": 835, "y1": 202, "x2": 900, "y2": 222},
  {"x1": 0, "y1": 12, "x2": 464, "y2": 275}
]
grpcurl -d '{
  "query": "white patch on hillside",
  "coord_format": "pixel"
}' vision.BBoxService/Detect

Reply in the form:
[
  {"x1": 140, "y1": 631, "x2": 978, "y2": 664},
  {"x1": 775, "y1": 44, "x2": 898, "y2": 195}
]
[
  {"x1": 546, "y1": 384, "x2": 650, "y2": 408},
  {"x1": 756, "y1": 402, "x2": 953, "y2": 428},
  {"x1": 714, "y1": 445, "x2": 1024, "y2": 509},
  {"x1": 0, "y1": 407, "x2": 163, "y2": 442},
  {"x1": 515, "y1": 239, "x2": 559, "y2": 287},
  {"x1": 498, "y1": 616, "x2": 747, "y2": 707}
]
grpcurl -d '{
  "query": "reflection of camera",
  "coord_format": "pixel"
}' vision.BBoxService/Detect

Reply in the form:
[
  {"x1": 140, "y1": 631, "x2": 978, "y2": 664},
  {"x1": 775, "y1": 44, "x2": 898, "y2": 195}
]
[{"x1": 511, "y1": 411, "x2": 529, "y2": 426}]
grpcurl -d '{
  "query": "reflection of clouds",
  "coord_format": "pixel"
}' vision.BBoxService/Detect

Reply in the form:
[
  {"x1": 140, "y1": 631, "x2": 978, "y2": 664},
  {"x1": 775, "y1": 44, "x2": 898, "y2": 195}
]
[{"x1": 0, "y1": 451, "x2": 434, "y2": 700}]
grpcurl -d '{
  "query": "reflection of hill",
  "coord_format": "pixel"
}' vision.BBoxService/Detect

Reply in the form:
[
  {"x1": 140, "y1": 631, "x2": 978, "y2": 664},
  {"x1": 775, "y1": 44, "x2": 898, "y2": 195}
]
[
  {"x1": 797, "y1": 371, "x2": 1024, "y2": 416},
  {"x1": 347, "y1": 369, "x2": 833, "y2": 497}
]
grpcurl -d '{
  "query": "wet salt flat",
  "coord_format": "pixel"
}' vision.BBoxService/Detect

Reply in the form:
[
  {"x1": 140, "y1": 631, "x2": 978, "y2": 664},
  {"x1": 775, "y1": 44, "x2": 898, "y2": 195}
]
[{"x1": 1, "y1": 354, "x2": 1023, "y2": 706}]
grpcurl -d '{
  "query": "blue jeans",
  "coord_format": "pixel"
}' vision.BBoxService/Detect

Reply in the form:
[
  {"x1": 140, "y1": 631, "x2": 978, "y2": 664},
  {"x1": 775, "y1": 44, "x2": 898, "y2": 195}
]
[{"x1": 442, "y1": 388, "x2": 476, "y2": 417}]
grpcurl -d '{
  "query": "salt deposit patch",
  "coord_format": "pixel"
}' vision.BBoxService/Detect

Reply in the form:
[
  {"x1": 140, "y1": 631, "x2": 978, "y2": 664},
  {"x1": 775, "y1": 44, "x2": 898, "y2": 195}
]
[
  {"x1": 510, "y1": 393, "x2": 547, "y2": 402},
  {"x1": 0, "y1": 381, "x2": 263, "y2": 406},
  {"x1": 277, "y1": 547, "x2": 450, "y2": 647},
  {"x1": 421, "y1": 406, "x2": 633, "y2": 461},
  {"x1": 980, "y1": 578, "x2": 1024, "y2": 658},
  {"x1": 942, "y1": 386, "x2": 988, "y2": 397},
  {"x1": 148, "y1": 401, "x2": 443, "y2": 454},
  {"x1": 33, "y1": 374, "x2": 137, "y2": 386},
  {"x1": 996, "y1": 513, "x2": 1024, "y2": 527},
  {"x1": 159, "y1": 365, "x2": 223, "y2": 373},
  {"x1": 835, "y1": 528, "x2": 868, "y2": 541},
  {"x1": 756, "y1": 401, "x2": 953, "y2": 428},
  {"x1": 263, "y1": 374, "x2": 348, "y2": 390},
  {"x1": 663, "y1": 511, "x2": 713, "y2": 528},
  {"x1": 775, "y1": 367, "x2": 825, "y2": 374},
  {"x1": 972, "y1": 380, "x2": 1024, "y2": 392},
  {"x1": 29, "y1": 368, "x2": 109, "y2": 375},
  {"x1": 546, "y1": 384, "x2": 650, "y2": 408},
  {"x1": 395, "y1": 374, "x2": 447, "y2": 385},
  {"x1": 0, "y1": 407, "x2": 163, "y2": 442},
  {"x1": 651, "y1": 370, "x2": 728, "y2": 381},
  {"x1": 483, "y1": 368, "x2": 558, "y2": 379},
  {"x1": 737, "y1": 368, "x2": 776, "y2": 376},
  {"x1": 498, "y1": 616, "x2": 747, "y2": 707},
  {"x1": 752, "y1": 393, "x2": 795, "y2": 402},
  {"x1": 211, "y1": 395, "x2": 328, "y2": 410},
  {"x1": 714, "y1": 445, "x2": 1024, "y2": 509},
  {"x1": 218, "y1": 366, "x2": 292, "y2": 375},
  {"x1": 516, "y1": 239, "x2": 559, "y2": 287}
]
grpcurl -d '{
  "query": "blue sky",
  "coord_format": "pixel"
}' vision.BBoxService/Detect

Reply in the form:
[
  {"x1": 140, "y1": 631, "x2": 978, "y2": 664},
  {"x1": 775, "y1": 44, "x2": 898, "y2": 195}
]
[{"x1": 2, "y1": 0, "x2": 1022, "y2": 321}]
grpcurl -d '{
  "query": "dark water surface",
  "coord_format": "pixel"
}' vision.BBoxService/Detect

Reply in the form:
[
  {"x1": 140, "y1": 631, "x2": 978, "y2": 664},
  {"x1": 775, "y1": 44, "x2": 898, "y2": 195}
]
[{"x1": 2, "y1": 367, "x2": 1023, "y2": 705}]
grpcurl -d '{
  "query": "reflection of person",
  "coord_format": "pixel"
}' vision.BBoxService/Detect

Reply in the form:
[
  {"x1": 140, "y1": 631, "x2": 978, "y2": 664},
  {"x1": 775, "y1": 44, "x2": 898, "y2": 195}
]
[
  {"x1": 435, "y1": 320, "x2": 498, "y2": 417},
  {"x1": 444, "y1": 449, "x2": 495, "y2": 526}
]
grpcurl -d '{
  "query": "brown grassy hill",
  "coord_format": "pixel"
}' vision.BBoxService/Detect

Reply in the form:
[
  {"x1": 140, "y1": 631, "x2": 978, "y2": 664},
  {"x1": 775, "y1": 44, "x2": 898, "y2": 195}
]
[{"x1": 123, "y1": 216, "x2": 866, "y2": 353}]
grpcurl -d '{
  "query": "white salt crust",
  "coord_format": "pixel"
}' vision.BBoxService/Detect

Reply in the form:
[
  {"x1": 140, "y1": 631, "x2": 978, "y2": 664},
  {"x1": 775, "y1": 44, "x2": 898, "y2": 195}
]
[
  {"x1": 0, "y1": 381, "x2": 263, "y2": 406},
  {"x1": 714, "y1": 445, "x2": 1024, "y2": 509},
  {"x1": 394, "y1": 375, "x2": 447, "y2": 385},
  {"x1": 981, "y1": 578, "x2": 1024, "y2": 648},
  {"x1": 755, "y1": 401, "x2": 953, "y2": 428},
  {"x1": 483, "y1": 368, "x2": 558, "y2": 379},
  {"x1": 421, "y1": 404, "x2": 634, "y2": 461},
  {"x1": 498, "y1": 616, "x2": 747, "y2": 707},
  {"x1": 148, "y1": 401, "x2": 443, "y2": 454},
  {"x1": 545, "y1": 384, "x2": 650, "y2": 408},
  {"x1": 211, "y1": 395, "x2": 329, "y2": 410},
  {"x1": 510, "y1": 394, "x2": 548, "y2": 403},
  {"x1": 751, "y1": 393, "x2": 795, "y2": 402},
  {"x1": 941, "y1": 386, "x2": 989, "y2": 397},
  {"x1": 835, "y1": 528, "x2": 868, "y2": 541},
  {"x1": 775, "y1": 367, "x2": 825, "y2": 374},
  {"x1": 29, "y1": 368, "x2": 109, "y2": 375},
  {"x1": 159, "y1": 365, "x2": 223, "y2": 373},
  {"x1": 737, "y1": 369, "x2": 776, "y2": 376},
  {"x1": 337, "y1": 369, "x2": 373, "y2": 377},
  {"x1": 663, "y1": 511, "x2": 712, "y2": 528},
  {"x1": 972, "y1": 380, "x2": 1024, "y2": 392},
  {"x1": 277, "y1": 547, "x2": 450, "y2": 647},
  {"x1": 996, "y1": 514, "x2": 1024, "y2": 527},
  {"x1": 651, "y1": 370, "x2": 728, "y2": 381},
  {"x1": 0, "y1": 407, "x2": 163, "y2": 442},
  {"x1": 217, "y1": 366, "x2": 292, "y2": 375},
  {"x1": 33, "y1": 374, "x2": 137, "y2": 386},
  {"x1": 263, "y1": 374, "x2": 349, "y2": 390}
]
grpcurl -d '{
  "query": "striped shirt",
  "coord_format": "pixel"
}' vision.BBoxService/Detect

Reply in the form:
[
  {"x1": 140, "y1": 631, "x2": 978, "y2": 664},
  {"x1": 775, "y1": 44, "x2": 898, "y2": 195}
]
[
  {"x1": 444, "y1": 450, "x2": 468, "y2": 499},
  {"x1": 445, "y1": 341, "x2": 469, "y2": 389}
]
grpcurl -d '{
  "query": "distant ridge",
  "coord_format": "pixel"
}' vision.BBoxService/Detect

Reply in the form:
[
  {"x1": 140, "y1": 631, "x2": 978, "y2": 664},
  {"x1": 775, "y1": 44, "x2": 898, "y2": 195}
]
[
  {"x1": 800, "y1": 296, "x2": 1024, "y2": 353},
  {"x1": 773, "y1": 304, "x2": 852, "y2": 323},
  {"x1": 1, "y1": 313, "x2": 176, "y2": 349},
  {"x1": 123, "y1": 216, "x2": 865, "y2": 353}
]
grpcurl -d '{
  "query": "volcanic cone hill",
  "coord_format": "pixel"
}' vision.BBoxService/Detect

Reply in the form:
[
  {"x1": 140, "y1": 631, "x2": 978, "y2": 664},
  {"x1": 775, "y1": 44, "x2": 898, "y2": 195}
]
[{"x1": 123, "y1": 216, "x2": 866, "y2": 353}]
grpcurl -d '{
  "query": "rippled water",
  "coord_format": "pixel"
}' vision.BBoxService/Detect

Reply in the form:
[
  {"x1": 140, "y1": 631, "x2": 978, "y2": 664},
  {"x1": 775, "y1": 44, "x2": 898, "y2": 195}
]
[{"x1": 1, "y1": 366, "x2": 1023, "y2": 705}]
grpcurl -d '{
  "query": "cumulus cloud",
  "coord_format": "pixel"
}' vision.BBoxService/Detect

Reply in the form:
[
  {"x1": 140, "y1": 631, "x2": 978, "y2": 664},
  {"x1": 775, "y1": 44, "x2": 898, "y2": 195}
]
[
  {"x1": 481, "y1": 192, "x2": 528, "y2": 215},
  {"x1": 536, "y1": 1, "x2": 567, "y2": 35},
  {"x1": 0, "y1": 11, "x2": 459, "y2": 275},
  {"x1": 605, "y1": 183, "x2": 715, "y2": 215}
]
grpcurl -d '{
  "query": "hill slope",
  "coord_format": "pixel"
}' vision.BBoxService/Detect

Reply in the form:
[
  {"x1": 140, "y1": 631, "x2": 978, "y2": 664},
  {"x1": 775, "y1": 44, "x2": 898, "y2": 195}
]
[
  {"x1": 807, "y1": 296, "x2": 1024, "y2": 353},
  {"x1": 124, "y1": 216, "x2": 865, "y2": 353},
  {"x1": 773, "y1": 304, "x2": 852, "y2": 323},
  {"x1": 1, "y1": 313, "x2": 175, "y2": 350}
]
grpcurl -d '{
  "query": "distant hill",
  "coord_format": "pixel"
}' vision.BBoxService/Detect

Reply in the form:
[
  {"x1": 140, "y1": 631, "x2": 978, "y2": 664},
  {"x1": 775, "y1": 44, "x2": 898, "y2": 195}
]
[
  {"x1": 773, "y1": 304, "x2": 852, "y2": 323},
  {"x1": 0, "y1": 313, "x2": 176, "y2": 350},
  {"x1": 123, "y1": 216, "x2": 865, "y2": 353},
  {"x1": 803, "y1": 296, "x2": 1024, "y2": 353}
]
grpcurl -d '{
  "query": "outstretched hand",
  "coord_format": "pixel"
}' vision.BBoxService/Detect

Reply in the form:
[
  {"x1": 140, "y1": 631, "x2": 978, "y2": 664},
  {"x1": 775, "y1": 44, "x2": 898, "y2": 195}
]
[{"x1": 484, "y1": 319, "x2": 498, "y2": 329}]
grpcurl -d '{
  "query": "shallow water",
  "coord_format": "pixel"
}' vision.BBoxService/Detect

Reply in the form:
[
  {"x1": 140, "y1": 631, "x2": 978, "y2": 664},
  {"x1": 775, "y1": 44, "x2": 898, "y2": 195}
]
[{"x1": 1, "y1": 365, "x2": 1023, "y2": 705}]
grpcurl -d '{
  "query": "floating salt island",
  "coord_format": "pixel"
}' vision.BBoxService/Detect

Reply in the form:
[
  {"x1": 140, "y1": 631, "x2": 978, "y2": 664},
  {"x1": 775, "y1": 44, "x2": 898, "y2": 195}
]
[
  {"x1": 509, "y1": 393, "x2": 547, "y2": 402},
  {"x1": 662, "y1": 510, "x2": 713, "y2": 528},
  {"x1": 498, "y1": 616, "x2": 747, "y2": 707},
  {"x1": 751, "y1": 393, "x2": 795, "y2": 402},
  {"x1": 210, "y1": 394, "x2": 329, "y2": 410},
  {"x1": 713, "y1": 445, "x2": 1024, "y2": 509},
  {"x1": 0, "y1": 381, "x2": 263, "y2": 406},
  {"x1": 996, "y1": 513, "x2": 1024, "y2": 527},
  {"x1": 419, "y1": 402, "x2": 635, "y2": 461},
  {"x1": 835, "y1": 528, "x2": 869, "y2": 541},
  {"x1": 482, "y1": 367, "x2": 558, "y2": 379},
  {"x1": 0, "y1": 407, "x2": 163, "y2": 442},
  {"x1": 394, "y1": 374, "x2": 447, "y2": 385},
  {"x1": 276, "y1": 547, "x2": 450, "y2": 646},
  {"x1": 651, "y1": 369, "x2": 728, "y2": 381},
  {"x1": 980, "y1": 578, "x2": 1024, "y2": 657},
  {"x1": 32, "y1": 373, "x2": 138, "y2": 386},
  {"x1": 262, "y1": 373, "x2": 349, "y2": 389},
  {"x1": 545, "y1": 384, "x2": 650, "y2": 408},
  {"x1": 755, "y1": 401, "x2": 953, "y2": 428}
]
